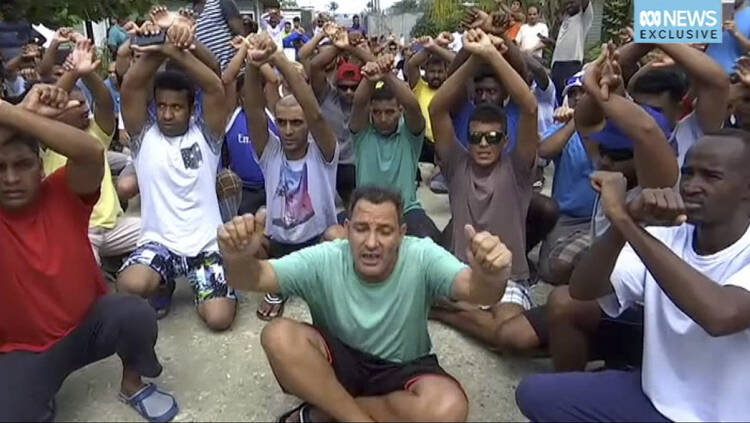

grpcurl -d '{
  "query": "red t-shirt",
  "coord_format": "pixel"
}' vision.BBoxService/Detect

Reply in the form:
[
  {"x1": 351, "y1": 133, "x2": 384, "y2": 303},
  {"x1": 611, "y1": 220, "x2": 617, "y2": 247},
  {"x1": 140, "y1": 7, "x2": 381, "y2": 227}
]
[{"x1": 0, "y1": 168, "x2": 106, "y2": 353}]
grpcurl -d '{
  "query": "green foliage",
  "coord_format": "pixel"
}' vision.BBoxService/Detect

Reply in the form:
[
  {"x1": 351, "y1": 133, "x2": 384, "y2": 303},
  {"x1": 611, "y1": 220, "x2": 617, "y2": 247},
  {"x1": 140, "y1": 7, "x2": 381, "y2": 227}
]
[
  {"x1": 388, "y1": 0, "x2": 423, "y2": 15},
  {"x1": 281, "y1": 0, "x2": 299, "y2": 8},
  {"x1": 601, "y1": 0, "x2": 632, "y2": 43},
  {"x1": 328, "y1": 1, "x2": 339, "y2": 12},
  {"x1": 0, "y1": 0, "x2": 157, "y2": 27},
  {"x1": 584, "y1": 42, "x2": 601, "y2": 63}
]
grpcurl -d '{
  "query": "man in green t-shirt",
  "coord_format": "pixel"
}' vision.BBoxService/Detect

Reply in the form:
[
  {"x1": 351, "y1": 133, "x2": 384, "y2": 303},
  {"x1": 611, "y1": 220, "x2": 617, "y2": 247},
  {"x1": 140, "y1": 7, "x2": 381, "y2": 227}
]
[
  {"x1": 219, "y1": 185, "x2": 512, "y2": 422},
  {"x1": 348, "y1": 54, "x2": 441, "y2": 242}
]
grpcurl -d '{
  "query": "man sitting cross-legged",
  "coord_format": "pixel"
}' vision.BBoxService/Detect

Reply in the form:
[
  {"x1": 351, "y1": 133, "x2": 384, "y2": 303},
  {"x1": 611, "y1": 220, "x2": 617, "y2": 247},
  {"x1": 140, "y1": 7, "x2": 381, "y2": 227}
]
[
  {"x1": 220, "y1": 185, "x2": 513, "y2": 422},
  {"x1": 427, "y1": 29, "x2": 539, "y2": 348},
  {"x1": 241, "y1": 32, "x2": 340, "y2": 320},
  {"x1": 116, "y1": 12, "x2": 237, "y2": 329},
  {"x1": 517, "y1": 130, "x2": 750, "y2": 421},
  {"x1": 0, "y1": 85, "x2": 177, "y2": 422},
  {"x1": 348, "y1": 53, "x2": 441, "y2": 241}
]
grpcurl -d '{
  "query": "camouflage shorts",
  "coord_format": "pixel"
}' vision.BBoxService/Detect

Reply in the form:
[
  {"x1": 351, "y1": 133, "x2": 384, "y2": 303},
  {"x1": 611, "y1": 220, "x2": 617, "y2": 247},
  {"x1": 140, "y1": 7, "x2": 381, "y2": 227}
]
[{"x1": 121, "y1": 242, "x2": 236, "y2": 303}]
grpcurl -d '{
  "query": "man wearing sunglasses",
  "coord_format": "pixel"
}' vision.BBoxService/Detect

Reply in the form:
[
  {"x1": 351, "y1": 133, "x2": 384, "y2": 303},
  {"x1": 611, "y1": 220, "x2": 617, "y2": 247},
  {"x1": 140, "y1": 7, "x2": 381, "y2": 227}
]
[
  {"x1": 427, "y1": 29, "x2": 540, "y2": 348},
  {"x1": 310, "y1": 31, "x2": 377, "y2": 205}
]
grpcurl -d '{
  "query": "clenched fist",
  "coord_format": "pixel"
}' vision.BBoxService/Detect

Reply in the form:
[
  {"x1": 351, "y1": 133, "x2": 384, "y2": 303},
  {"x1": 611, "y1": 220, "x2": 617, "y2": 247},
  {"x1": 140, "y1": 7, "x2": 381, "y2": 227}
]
[
  {"x1": 217, "y1": 212, "x2": 266, "y2": 261},
  {"x1": 465, "y1": 224, "x2": 512, "y2": 277}
]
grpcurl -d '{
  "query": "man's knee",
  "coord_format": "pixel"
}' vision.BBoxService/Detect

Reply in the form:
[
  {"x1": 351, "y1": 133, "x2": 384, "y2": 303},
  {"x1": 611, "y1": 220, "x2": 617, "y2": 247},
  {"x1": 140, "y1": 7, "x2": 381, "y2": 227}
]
[
  {"x1": 547, "y1": 286, "x2": 576, "y2": 322},
  {"x1": 116, "y1": 175, "x2": 139, "y2": 201},
  {"x1": 495, "y1": 315, "x2": 540, "y2": 354},
  {"x1": 199, "y1": 298, "x2": 236, "y2": 332},
  {"x1": 547, "y1": 257, "x2": 574, "y2": 286},
  {"x1": 116, "y1": 266, "x2": 160, "y2": 297},
  {"x1": 515, "y1": 374, "x2": 554, "y2": 420},
  {"x1": 415, "y1": 378, "x2": 468, "y2": 422},
  {"x1": 260, "y1": 318, "x2": 306, "y2": 357}
]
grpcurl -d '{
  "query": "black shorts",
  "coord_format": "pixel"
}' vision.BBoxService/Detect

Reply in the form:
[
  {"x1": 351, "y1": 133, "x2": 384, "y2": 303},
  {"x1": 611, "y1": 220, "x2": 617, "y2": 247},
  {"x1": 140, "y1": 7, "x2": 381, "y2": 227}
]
[
  {"x1": 269, "y1": 236, "x2": 321, "y2": 259},
  {"x1": 310, "y1": 325, "x2": 464, "y2": 398},
  {"x1": 524, "y1": 305, "x2": 644, "y2": 368}
]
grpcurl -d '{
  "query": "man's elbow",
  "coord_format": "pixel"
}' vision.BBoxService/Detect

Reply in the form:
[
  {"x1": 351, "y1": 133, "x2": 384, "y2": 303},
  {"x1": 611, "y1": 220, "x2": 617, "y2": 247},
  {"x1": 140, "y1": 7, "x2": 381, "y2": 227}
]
[
  {"x1": 520, "y1": 97, "x2": 538, "y2": 117},
  {"x1": 702, "y1": 308, "x2": 750, "y2": 337}
]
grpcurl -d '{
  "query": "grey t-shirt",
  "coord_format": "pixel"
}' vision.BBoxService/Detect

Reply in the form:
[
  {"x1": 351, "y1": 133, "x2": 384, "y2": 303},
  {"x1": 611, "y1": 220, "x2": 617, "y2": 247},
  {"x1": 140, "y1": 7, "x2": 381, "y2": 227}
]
[
  {"x1": 320, "y1": 84, "x2": 355, "y2": 165},
  {"x1": 443, "y1": 141, "x2": 534, "y2": 280}
]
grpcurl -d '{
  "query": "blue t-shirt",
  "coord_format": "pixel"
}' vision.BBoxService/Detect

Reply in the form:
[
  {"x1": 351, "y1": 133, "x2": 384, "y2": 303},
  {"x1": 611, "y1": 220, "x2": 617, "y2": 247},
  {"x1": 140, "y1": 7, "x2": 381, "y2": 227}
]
[
  {"x1": 543, "y1": 123, "x2": 596, "y2": 218},
  {"x1": 453, "y1": 101, "x2": 520, "y2": 151},
  {"x1": 707, "y1": 7, "x2": 750, "y2": 74},
  {"x1": 224, "y1": 108, "x2": 278, "y2": 188}
]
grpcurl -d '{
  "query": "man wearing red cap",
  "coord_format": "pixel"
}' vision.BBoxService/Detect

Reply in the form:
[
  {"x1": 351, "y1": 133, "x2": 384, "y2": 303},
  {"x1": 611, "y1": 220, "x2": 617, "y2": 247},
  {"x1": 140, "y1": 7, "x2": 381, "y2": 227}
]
[{"x1": 309, "y1": 28, "x2": 377, "y2": 205}]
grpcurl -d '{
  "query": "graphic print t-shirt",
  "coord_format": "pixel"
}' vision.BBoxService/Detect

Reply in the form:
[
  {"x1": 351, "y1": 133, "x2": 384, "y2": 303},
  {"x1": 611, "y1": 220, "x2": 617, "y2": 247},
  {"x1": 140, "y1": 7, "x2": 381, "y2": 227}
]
[{"x1": 259, "y1": 131, "x2": 339, "y2": 244}]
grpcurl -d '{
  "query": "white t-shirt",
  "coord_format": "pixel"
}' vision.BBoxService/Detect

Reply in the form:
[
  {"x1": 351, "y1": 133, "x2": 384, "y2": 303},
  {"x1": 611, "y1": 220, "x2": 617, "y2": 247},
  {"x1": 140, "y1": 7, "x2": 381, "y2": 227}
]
[
  {"x1": 259, "y1": 131, "x2": 339, "y2": 244},
  {"x1": 515, "y1": 22, "x2": 549, "y2": 58},
  {"x1": 600, "y1": 223, "x2": 750, "y2": 422},
  {"x1": 591, "y1": 187, "x2": 641, "y2": 239},
  {"x1": 133, "y1": 119, "x2": 223, "y2": 256},
  {"x1": 533, "y1": 79, "x2": 557, "y2": 137},
  {"x1": 671, "y1": 112, "x2": 704, "y2": 168},
  {"x1": 450, "y1": 31, "x2": 464, "y2": 52},
  {"x1": 552, "y1": 2, "x2": 594, "y2": 63}
]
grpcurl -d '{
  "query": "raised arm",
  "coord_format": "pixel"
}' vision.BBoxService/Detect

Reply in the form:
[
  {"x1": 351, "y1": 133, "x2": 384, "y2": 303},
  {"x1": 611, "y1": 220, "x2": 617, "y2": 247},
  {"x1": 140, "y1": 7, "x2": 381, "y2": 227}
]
[
  {"x1": 38, "y1": 28, "x2": 77, "y2": 78},
  {"x1": 121, "y1": 50, "x2": 166, "y2": 136},
  {"x1": 381, "y1": 56, "x2": 425, "y2": 135},
  {"x1": 223, "y1": 37, "x2": 250, "y2": 108},
  {"x1": 581, "y1": 174, "x2": 750, "y2": 337},
  {"x1": 726, "y1": 20, "x2": 750, "y2": 54},
  {"x1": 582, "y1": 53, "x2": 678, "y2": 187},
  {"x1": 349, "y1": 68, "x2": 375, "y2": 134},
  {"x1": 539, "y1": 108, "x2": 576, "y2": 159},
  {"x1": 429, "y1": 54, "x2": 479, "y2": 158},
  {"x1": 270, "y1": 47, "x2": 337, "y2": 161},
  {"x1": 0, "y1": 85, "x2": 104, "y2": 195},
  {"x1": 473, "y1": 30, "x2": 538, "y2": 168},
  {"x1": 242, "y1": 48, "x2": 271, "y2": 157},
  {"x1": 525, "y1": 53, "x2": 551, "y2": 90},
  {"x1": 405, "y1": 38, "x2": 430, "y2": 88},
  {"x1": 309, "y1": 45, "x2": 340, "y2": 99},
  {"x1": 658, "y1": 42, "x2": 729, "y2": 132},
  {"x1": 66, "y1": 39, "x2": 116, "y2": 135},
  {"x1": 297, "y1": 30, "x2": 327, "y2": 61}
]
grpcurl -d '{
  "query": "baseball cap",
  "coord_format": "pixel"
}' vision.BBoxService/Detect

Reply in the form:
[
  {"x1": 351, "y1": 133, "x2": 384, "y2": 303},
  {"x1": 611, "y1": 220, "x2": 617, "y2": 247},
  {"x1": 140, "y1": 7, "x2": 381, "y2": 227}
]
[
  {"x1": 336, "y1": 62, "x2": 363, "y2": 83},
  {"x1": 589, "y1": 104, "x2": 673, "y2": 150},
  {"x1": 561, "y1": 71, "x2": 584, "y2": 99}
]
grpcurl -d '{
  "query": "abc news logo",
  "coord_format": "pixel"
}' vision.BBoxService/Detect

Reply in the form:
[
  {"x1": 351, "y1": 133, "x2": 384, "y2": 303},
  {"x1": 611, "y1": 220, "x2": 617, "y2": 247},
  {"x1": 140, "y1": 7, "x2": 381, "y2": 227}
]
[{"x1": 638, "y1": 10, "x2": 719, "y2": 27}]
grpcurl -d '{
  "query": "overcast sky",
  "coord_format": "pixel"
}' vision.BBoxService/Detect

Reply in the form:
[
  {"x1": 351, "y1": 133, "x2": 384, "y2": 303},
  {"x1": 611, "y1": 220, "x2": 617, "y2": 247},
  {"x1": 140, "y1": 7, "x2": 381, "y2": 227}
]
[{"x1": 299, "y1": 0, "x2": 399, "y2": 15}]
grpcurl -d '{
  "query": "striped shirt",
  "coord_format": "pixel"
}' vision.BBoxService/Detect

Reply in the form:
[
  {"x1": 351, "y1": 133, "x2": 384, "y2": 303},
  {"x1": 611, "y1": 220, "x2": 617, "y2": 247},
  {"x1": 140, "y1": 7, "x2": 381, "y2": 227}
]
[{"x1": 195, "y1": 0, "x2": 236, "y2": 70}]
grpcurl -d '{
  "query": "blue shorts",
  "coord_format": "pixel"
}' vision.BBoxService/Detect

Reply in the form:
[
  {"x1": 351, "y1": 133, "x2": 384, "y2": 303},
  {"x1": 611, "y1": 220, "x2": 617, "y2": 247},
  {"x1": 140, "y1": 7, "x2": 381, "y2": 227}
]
[{"x1": 120, "y1": 242, "x2": 236, "y2": 303}]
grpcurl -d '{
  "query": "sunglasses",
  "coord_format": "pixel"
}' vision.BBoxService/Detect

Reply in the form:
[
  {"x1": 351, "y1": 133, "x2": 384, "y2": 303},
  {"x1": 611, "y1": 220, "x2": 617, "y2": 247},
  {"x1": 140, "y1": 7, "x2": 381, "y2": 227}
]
[
  {"x1": 468, "y1": 130, "x2": 505, "y2": 145},
  {"x1": 599, "y1": 146, "x2": 634, "y2": 162},
  {"x1": 337, "y1": 85, "x2": 357, "y2": 93}
]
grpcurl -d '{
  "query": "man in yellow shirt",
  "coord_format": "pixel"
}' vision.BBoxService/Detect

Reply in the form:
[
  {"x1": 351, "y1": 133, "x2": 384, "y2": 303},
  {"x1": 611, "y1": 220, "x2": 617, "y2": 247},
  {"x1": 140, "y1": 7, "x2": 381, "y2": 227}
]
[
  {"x1": 45, "y1": 39, "x2": 140, "y2": 264},
  {"x1": 406, "y1": 34, "x2": 455, "y2": 192}
]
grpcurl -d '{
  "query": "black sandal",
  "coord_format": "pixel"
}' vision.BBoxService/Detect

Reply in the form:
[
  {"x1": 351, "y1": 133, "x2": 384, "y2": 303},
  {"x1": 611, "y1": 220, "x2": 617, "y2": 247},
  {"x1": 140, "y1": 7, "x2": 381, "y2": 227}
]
[{"x1": 277, "y1": 402, "x2": 312, "y2": 423}]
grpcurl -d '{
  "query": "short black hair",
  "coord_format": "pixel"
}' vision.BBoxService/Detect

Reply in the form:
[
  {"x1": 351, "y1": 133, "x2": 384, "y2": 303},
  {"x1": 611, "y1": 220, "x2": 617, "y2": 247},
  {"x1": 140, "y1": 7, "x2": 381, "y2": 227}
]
[
  {"x1": 426, "y1": 56, "x2": 447, "y2": 69},
  {"x1": 527, "y1": 4, "x2": 540, "y2": 12},
  {"x1": 293, "y1": 16, "x2": 301, "y2": 22},
  {"x1": 473, "y1": 65, "x2": 498, "y2": 84},
  {"x1": 468, "y1": 103, "x2": 507, "y2": 130},
  {"x1": 3, "y1": 134, "x2": 40, "y2": 156},
  {"x1": 349, "y1": 185, "x2": 403, "y2": 224},
  {"x1": 371, "y1": 85, "x2": 397, "y2": 102},
  {"x1": 631, "y1": 67, "x2": 689, "y2": 102},
  {"x1": 154, "y1": 70, "x2": 195, "y2": 107}
]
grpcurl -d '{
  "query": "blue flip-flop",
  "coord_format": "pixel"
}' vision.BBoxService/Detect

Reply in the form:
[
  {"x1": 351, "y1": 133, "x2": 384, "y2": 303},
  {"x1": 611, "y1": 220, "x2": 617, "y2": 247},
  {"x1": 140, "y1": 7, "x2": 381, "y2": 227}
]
[
  {"x1": 149, "y1": 279, "x2": 176, "y2": 320},
  {"x1": 120, "y1": 382, "x2": 179, "y2": 423}
]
